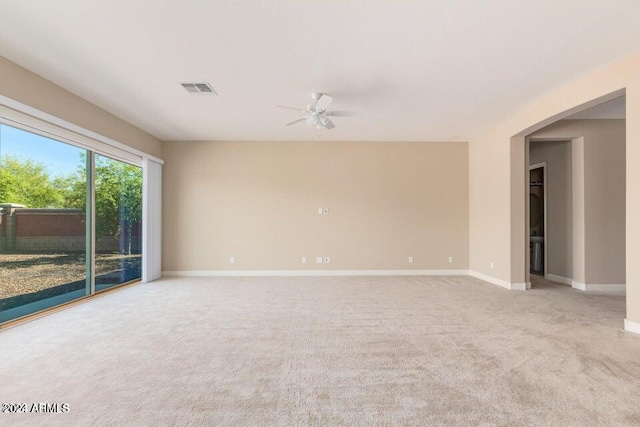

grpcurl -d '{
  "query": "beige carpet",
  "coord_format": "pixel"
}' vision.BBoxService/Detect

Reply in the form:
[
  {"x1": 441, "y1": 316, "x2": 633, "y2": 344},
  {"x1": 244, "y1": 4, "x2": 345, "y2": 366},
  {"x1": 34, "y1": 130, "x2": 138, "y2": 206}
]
[{"x1": 1, "y1": 275, "x2": 639, "y2": 426}]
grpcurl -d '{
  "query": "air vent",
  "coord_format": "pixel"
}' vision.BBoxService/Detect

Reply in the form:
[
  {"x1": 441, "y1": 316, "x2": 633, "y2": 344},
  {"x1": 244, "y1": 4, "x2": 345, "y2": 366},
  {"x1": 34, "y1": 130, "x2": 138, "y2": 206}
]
[{"x1": 181, "y1": 82, "x2": 217, "y2": 95}]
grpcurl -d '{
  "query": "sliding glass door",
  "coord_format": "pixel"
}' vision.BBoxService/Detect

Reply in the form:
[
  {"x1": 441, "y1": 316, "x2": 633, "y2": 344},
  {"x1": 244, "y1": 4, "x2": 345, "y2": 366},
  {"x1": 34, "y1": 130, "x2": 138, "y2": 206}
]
[
  {"x1": 0, "y1": 123, "x2": 143, "y2": 324},
  {"x1": 94, "y1": 154, "x2": 142, "y2": 291}
]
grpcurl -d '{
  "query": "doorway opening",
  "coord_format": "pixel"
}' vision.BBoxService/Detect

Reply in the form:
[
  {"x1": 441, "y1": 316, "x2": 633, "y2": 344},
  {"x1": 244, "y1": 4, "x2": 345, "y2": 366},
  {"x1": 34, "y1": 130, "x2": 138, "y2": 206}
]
[
  {"x1": 529, "y1": 163, "x2": 546, "y2": 277},
  {"x1": 524, "y1": 95, "x2": 626, "y2": 292}
]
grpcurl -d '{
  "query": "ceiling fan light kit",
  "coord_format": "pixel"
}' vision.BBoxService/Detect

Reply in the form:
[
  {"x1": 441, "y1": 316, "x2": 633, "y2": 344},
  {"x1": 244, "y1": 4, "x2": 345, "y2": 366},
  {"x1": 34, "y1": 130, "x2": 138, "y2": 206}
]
[{"x1": 274, "y1": 92, "x2": 354, "y2": 131}]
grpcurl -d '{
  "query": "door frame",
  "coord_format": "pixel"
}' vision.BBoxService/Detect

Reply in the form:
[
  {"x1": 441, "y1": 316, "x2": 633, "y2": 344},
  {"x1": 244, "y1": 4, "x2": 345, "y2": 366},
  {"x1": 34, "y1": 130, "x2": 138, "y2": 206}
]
[{"x1": 529, "y1": 161, "x2": 547, "y2": 278}]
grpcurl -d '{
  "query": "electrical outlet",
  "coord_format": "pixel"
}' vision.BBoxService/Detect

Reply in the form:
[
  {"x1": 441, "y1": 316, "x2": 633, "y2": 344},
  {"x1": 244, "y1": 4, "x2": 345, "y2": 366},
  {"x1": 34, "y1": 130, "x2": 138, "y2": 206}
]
[
  {"x1": 301, "y1": 256, "x2": 307, "y2": 264},
  {"x1": 229, "y1": 256, "x2": 235, "y2": 264},
  {"x1": 323, "y1": 208, "x2": 329, "y2": 214},
  {"x1": 448, "y1": 256, "x2": 454, "y2": 263},
  {"x1": 324, "y1": 257, "x2": 331, "y2": 264},
  {"x1": 316, "y1": 257, "x2": 323, "y2": 264},
  {"x1": 408, "y1": 256, "x2": 414, "y2": 263},
  {"x1": 490, "y1": 262, "x2": 494, "y2": 269}
]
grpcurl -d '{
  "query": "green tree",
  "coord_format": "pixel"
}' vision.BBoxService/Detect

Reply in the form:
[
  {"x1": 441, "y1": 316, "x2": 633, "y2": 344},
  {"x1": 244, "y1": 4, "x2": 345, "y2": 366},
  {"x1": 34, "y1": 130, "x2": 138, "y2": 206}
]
[
  {"x1": 0, "y1": 153, "x2": 142, "y2": 254},
  {"x1": 52, "y1": 173, "x2": 86, "y2": 209},
  {"x1": 0, "y1": 155, "x2": 64, "y2": 208},
  {"x1": 58, "y1": 155, "x2": 142, "y2": 254},
  {"x1": 94, "y1": 156, "x2": 142, "y2": 255}
]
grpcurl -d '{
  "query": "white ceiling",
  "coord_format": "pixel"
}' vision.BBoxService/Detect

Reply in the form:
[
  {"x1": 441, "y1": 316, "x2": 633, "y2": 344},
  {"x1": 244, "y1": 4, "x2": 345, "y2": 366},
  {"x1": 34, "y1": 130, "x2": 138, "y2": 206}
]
[
  {"x1": 0, "y1": 1, "x2": 639, "y2": 142},
  {"x1": 565, "y1": 96, "x2": 626, "y2": 120}
]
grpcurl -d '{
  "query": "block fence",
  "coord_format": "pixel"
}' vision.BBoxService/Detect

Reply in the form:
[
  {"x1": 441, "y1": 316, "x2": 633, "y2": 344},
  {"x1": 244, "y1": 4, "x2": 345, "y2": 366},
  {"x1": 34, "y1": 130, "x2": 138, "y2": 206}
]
[{"x1": 0, "y1": 204, "x2": 140, "y2": 253}]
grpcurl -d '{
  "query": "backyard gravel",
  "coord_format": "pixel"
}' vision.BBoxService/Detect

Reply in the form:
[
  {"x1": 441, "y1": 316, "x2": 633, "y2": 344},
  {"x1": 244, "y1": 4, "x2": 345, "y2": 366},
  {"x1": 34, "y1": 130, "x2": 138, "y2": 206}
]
[{"x1": 1, "y1": 253, "x2": 142, "y2": 300}]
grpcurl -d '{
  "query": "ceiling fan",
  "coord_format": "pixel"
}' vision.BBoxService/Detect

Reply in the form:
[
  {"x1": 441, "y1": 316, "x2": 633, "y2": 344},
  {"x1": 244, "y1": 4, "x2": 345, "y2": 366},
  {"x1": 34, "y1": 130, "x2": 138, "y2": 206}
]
[{"x1": 274, "y1": 93, "x2": 355, "y2": 130}]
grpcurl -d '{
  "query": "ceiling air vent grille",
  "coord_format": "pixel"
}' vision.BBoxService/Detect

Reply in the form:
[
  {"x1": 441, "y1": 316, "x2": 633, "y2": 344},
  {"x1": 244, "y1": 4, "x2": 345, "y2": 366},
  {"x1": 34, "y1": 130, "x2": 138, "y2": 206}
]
[{"x1": 181, "y1": 82, "x2": 217, "y2": 95}]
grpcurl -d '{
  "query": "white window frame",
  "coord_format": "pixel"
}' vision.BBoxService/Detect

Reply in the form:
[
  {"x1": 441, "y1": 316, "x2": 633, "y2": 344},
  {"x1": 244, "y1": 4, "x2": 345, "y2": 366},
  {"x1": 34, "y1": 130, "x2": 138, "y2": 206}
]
[{"x1": 0, "y1": 94, "x2": 163, "y2": 285}]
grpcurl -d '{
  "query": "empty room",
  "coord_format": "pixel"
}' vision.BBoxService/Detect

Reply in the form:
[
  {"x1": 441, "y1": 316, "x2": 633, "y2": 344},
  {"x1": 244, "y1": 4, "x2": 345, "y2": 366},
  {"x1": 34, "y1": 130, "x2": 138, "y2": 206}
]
[{"x1": 1, "y1": 1, "x2": 640, "y2": 425}]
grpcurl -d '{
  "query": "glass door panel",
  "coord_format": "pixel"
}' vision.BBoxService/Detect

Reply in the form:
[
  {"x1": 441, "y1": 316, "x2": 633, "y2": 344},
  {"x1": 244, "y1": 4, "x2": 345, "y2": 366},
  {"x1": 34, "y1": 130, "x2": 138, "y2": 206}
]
[
  {"x1": 0, "y1": 124, "x2": 90, "y2": 322},
  {"x1": 94, "y1": 154, "x2": 142, "y2": 291}
]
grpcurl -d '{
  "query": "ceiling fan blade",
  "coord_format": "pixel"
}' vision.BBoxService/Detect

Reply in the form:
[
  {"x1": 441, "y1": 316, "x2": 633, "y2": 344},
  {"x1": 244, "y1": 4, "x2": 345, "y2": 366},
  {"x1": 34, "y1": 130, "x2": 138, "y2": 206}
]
[
  {"x1": 315, "y1": 94, "x2": 333, "y2": 111},
  {"x1": 325, "y1": 110, "x2": 357, "y2": 117},
  {"x1": 320, "y1": 116, "x2": 335, "y2": 130},
  {"x1": 274, "y1": 105, "x2": 307, "y2": 112},
  {"x1": 284, "y1": 117, "x2": 307, "y2": 126}
]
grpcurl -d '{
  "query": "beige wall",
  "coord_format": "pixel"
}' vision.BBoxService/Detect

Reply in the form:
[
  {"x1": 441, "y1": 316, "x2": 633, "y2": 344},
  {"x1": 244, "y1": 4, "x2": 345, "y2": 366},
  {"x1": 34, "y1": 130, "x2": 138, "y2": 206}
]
[
  {"x1": 529, "y1": 120, "x2": 625, "y2": 285},
  {"x1": 0, "y1": 56, "x2": 162, "y2": 158},
  {"x1": 162, "y1": 141, "x2": 469, "y2": 272},
  {"x1": 469, "y1": 52, "x2": 639, "y2": 324},
  {"x1": 571, "y1": 137, "x2": 586, "y2": 285},
  {"x1": 529, "y1": 139, "x2": 573, "y2": 279},
  {"x1": 469, "y1": 129, "x2": 512, "y2": 281},
  {"x1": 584, "y1": 123, "x2": 626, "y2": 285}
]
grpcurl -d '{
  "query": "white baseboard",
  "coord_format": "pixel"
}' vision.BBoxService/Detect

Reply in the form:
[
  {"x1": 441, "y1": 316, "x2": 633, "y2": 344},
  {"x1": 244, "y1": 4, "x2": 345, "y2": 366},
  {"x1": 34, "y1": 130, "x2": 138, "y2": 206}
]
[
  {"x1": 585, "y1": 284, "x2": 626, "y2": 292},
  {"x1": 468, "y1": 271, "x2": 527, "y2": 290},
  {"x1": 162, "y1": 269, "x2": 563, "y2": 292},
  {"x1": 624, "y1": 319, "x2": 640, "y2": 335},
  {"x1": 545, "y1": 274, "x2": 572, "y2": 286},
  {"x1": 571, "y1": 281, "x2": 587, "y2": 291},
  {"x1": 162, "y1": 269, "x2": 469, "y2": 277},
  {"x1": 468, "y1": 271, "x2": 510, "y2": 289},
  {"x1": 511, "y1": 282, "x2": 529, "y2": 291},
  {"x1": 572, "y1": 281, "x2": 625, "y2": 293}
]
